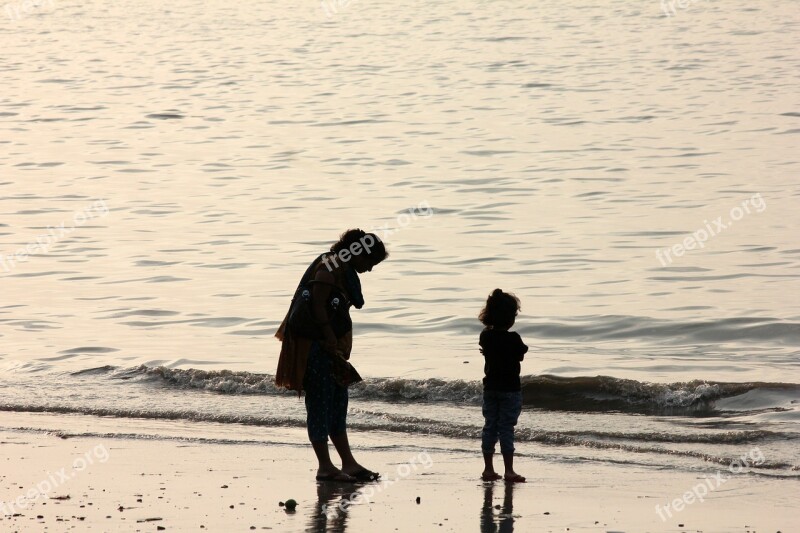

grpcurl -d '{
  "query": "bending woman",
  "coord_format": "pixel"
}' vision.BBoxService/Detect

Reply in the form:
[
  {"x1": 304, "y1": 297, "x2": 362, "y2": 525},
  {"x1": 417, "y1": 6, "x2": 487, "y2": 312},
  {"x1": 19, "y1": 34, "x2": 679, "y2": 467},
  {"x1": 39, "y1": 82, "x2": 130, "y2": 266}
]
[{"x1": 275, "y1": 229, "x2": 388, "y2": 482}]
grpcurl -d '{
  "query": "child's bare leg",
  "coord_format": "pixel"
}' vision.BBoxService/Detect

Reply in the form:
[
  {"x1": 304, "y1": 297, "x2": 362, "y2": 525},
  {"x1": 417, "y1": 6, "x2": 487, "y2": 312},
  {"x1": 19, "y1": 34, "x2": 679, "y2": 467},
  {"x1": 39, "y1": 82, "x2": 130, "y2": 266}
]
[
  {"x1": 501, "y1": 451, "x2": 525, "y2": 482},
  {"x1": 499, "y1": 392, "x2": 525, "y2": 482},
  {"x1": 481, "y1": 391, "x2": 502, "y2": 481},
  {"x1": 482, "y1": 451, "x2": 501, "y2": 481}
]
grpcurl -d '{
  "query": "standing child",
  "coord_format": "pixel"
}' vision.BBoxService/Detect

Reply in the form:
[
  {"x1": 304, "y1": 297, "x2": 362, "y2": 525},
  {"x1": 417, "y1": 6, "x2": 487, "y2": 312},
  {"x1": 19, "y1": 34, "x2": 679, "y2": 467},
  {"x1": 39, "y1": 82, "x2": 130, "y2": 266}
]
[{"x1": 478, "y1": 289, "x2": 528, "y2": 482}]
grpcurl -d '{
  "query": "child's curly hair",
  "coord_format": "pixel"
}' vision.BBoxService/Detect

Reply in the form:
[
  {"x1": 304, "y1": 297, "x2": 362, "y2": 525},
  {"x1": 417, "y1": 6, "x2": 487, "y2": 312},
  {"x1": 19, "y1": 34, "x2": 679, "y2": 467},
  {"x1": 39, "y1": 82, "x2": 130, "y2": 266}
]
[{"x1": 479, "y1": 289, "x2": 521, "y2": 330}]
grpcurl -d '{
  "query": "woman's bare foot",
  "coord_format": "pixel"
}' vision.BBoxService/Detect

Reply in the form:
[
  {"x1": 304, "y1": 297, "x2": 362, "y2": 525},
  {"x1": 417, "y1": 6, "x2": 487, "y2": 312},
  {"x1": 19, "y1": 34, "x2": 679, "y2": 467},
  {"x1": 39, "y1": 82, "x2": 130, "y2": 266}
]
[
  {"x1": 481, "y1": 471, "x2": 502, "y2": 481},
  {"x1": 316, "y1": 468, "x2": 356, "y2": 482},
  {"x1": 504, "y1": 472, "x2": 526, "y2": 483}
]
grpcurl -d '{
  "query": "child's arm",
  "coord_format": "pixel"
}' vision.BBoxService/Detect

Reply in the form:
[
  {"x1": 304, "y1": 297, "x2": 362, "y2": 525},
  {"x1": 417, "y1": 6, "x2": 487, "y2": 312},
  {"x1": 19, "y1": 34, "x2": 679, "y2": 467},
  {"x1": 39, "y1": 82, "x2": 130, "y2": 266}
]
[{"x1": 515, "y1": 333, "x2": 528, "y2": 361}]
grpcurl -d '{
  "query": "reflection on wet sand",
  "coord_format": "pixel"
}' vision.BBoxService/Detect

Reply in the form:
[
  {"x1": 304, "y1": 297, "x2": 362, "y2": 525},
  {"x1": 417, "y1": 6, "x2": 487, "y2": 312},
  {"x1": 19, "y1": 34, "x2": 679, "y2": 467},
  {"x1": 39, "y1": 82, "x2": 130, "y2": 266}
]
[
  {"x1": 306, "y1": 481, "x2": 363, "y2": 533},
  {"x1": 480, "y1": 481, "x2": 516, "y2": 533}
]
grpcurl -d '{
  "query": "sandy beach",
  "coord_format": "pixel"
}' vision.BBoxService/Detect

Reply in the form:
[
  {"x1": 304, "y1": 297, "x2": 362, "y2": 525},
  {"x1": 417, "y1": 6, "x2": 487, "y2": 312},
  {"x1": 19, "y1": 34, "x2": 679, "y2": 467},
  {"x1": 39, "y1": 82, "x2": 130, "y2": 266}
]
[{"x1": 1, "y1": 412, "x2": 797, "y2": 533}]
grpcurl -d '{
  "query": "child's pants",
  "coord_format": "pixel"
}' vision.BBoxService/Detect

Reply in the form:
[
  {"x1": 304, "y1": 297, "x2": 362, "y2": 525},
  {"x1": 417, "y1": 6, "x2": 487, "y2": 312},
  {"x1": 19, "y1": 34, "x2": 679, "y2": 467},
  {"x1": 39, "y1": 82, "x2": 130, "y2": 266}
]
[{"x1": 481, "y1": 390, "x2": 523, "y2": 454}]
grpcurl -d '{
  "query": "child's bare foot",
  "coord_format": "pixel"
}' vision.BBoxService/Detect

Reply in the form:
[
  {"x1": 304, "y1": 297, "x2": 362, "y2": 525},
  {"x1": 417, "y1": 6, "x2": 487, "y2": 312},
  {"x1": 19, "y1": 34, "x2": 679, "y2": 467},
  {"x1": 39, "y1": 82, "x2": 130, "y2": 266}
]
[
  {"x1": 481, "y1": 471, "x2": 502, "y2": 481},
  {"x1": 504, "y1": 472, "x2": 526, "y2": 483}
]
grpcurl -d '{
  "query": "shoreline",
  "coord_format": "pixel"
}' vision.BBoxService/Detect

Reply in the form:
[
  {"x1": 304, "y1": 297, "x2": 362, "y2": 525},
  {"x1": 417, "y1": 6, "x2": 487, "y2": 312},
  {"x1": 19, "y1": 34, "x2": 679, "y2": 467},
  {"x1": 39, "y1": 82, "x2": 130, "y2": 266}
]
[{"x1": 1, "y1": 421, "x2": 797, "y2": 532}]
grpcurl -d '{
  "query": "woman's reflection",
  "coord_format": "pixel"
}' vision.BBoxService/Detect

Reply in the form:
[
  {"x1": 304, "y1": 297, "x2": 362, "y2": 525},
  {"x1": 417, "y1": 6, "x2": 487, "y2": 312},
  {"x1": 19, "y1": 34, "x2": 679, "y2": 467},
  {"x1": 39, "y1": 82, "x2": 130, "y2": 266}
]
[{"x1": 306, "y1": 481, "x2": 364, "y2": 533}]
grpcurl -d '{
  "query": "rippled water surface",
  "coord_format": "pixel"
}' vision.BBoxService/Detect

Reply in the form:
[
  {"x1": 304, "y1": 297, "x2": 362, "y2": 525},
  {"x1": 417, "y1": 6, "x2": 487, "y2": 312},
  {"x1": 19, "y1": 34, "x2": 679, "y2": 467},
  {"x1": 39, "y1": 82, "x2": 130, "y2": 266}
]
[{"x1": 0, "y1": 0, "x2": 798, "y2": 477}]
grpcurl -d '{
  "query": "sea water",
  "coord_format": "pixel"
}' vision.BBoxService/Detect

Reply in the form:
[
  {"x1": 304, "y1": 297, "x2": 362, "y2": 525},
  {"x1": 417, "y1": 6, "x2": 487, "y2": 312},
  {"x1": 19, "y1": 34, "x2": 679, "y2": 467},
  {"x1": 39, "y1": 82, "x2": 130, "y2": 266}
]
[{"x1": 0, "y1": 0, "x2": 798, "y2": 480}]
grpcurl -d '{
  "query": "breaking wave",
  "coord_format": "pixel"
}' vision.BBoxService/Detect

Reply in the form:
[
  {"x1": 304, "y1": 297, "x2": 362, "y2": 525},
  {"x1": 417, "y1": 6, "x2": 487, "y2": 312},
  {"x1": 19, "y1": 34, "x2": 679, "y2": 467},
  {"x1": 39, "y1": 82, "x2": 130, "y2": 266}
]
[{"x1": 86, "y1": 365, "x2": 800, "y2": 414}]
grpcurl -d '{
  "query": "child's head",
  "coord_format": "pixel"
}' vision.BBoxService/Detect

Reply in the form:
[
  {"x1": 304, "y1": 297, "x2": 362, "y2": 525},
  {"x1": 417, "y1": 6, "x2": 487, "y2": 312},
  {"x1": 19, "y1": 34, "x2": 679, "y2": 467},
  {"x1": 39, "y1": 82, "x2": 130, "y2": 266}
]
[{"x1": 479, "y1": 289, "x2": 521, "y2": 330}]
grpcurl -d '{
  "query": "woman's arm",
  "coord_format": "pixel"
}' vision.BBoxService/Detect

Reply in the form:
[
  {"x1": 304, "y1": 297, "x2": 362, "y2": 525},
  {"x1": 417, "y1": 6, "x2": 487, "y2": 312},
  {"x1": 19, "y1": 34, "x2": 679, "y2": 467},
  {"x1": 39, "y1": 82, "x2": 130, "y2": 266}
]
[{"x1": 312, "y1": 267, "x2": 338, "y2": 354}]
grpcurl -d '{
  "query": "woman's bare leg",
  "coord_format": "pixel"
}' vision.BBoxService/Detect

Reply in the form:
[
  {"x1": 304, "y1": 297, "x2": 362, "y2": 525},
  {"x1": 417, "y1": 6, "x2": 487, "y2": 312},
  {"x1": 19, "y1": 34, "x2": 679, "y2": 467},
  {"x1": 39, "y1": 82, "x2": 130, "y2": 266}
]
[
  {"x1": 312, "y1": 440, "x2": 353, "y2": 480},
  {"x1": 330, "y1": 431, "x2": 366, "y2": 473}
]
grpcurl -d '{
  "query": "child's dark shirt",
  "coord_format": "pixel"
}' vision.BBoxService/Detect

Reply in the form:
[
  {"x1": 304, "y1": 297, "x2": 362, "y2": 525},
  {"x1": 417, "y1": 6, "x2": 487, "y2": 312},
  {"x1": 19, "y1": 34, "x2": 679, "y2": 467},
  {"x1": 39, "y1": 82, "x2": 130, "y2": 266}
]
[{"x1": 479, "y1": 328, "x2": 528, "y2": 392}]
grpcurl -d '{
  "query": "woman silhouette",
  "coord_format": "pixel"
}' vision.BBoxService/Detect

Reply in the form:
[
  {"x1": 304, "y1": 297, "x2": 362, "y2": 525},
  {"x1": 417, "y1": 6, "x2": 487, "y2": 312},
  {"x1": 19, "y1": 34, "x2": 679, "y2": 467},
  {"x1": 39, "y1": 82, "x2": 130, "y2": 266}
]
[{"x1": 275, "y1": 229, "x2": 388, "y2": 482}]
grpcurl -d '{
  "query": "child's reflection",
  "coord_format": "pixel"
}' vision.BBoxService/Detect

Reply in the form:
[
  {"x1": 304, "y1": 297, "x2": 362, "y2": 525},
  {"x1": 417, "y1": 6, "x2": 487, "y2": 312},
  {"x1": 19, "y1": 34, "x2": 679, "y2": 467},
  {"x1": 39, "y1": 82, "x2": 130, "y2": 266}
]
[{"x1": 480, "y1": 481, "x2": 516, "y2": 533}]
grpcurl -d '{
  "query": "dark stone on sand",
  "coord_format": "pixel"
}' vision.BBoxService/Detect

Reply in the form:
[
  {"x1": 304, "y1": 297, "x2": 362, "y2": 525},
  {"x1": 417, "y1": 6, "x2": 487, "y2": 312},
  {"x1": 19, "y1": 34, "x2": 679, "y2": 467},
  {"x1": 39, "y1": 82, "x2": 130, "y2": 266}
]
[
  {"x1": 279, "y1": 501, "x2": 284, "y2": 507},
  {"x1": 494, "y1": 504, "x2": 501, "y2": 510},
  {"x1": 416, "y1": 496, "x2": 421, "y2": 504},
  {"x1": 221, "y1": 485, "x2": 228, "y2": 489},
  {"x1": 543, "y1": 511, "x2": 550, "y2": 515}
]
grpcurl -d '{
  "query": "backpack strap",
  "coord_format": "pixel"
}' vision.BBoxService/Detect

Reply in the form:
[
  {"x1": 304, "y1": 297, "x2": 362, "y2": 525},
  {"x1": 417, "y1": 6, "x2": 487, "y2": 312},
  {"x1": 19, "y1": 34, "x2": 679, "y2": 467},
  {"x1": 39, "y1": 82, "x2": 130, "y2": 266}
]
[{"x1": 306, "y1": 280, "x2": 352, "y2": 307}]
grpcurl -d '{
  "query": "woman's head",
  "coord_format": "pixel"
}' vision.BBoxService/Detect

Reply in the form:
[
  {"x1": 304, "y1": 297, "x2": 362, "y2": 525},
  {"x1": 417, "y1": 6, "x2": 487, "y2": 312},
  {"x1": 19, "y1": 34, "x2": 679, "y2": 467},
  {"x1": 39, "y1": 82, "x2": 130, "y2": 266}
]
[
  {"x1": 479, "y1": 289, "x2": 521, "y2": 330},
  {"x1": 330, "y1": 228, "x2": 388, "y2": 273}
]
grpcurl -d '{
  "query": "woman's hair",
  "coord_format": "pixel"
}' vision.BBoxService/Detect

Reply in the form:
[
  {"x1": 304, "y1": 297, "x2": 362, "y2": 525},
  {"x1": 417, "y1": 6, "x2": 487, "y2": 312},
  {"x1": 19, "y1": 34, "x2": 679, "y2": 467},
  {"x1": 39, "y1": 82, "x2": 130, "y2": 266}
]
[
  {"x1": 331, "y1": 228, "x2": 389, "y2": 266},
  {"x1": 479, "y1": 289, "x2": 521, "y2": 329}
]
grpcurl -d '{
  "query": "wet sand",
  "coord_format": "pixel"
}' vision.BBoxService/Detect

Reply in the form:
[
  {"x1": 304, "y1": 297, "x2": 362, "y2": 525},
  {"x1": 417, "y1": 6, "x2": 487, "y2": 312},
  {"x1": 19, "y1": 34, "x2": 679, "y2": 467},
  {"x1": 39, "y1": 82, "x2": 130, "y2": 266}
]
[{"x1": 1, "y1": 428, "x2": 796, "y2": 532}]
